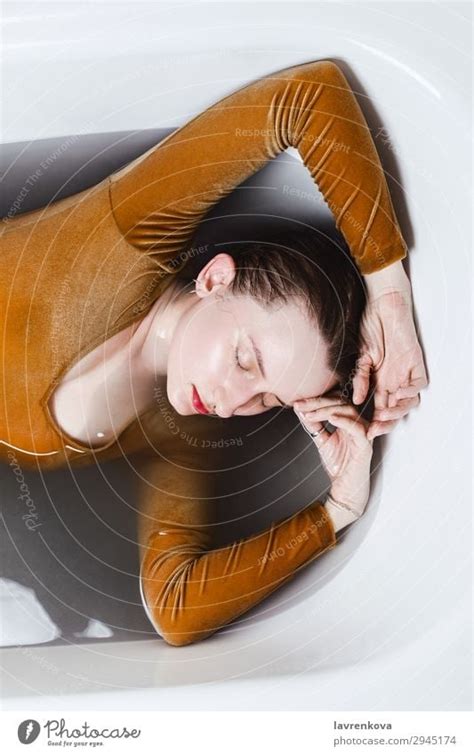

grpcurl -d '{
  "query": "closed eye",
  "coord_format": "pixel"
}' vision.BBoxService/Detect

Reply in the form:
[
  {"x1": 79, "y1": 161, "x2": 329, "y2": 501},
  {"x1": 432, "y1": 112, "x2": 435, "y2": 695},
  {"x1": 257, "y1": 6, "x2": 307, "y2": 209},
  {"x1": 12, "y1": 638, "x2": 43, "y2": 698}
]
[
  {"x1": 235, "y1": 346, "x2": 286, "y2": 409},
  {"x1": 235, "y1": 346, "x2": 250, "y2": 371}
]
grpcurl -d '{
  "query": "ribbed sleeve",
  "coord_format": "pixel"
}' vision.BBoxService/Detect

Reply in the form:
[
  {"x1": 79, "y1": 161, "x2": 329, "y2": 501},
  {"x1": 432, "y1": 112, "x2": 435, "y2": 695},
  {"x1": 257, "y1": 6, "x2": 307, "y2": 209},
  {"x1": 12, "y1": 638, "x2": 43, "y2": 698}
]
[
  {"x1": 109, "y1": 59, "x2": 407, "y2": 275},
  {"x1": 140, "y1": 499, "x2": 336, "y2": 647}
]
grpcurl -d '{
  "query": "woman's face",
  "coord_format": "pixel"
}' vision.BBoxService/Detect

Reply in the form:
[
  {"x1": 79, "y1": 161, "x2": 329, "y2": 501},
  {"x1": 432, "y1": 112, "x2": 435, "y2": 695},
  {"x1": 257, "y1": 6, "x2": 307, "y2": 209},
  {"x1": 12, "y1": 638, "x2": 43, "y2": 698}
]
[{"x1": 166, "y1": 253, "x2": 338, "y2": 418}]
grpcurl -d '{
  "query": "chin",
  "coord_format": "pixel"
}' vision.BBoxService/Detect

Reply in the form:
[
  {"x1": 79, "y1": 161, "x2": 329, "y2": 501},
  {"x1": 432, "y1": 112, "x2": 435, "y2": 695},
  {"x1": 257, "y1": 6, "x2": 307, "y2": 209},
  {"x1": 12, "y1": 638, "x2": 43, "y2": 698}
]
[{"x1": 167, "y1": 380, "x2": 192, "y2": 416}]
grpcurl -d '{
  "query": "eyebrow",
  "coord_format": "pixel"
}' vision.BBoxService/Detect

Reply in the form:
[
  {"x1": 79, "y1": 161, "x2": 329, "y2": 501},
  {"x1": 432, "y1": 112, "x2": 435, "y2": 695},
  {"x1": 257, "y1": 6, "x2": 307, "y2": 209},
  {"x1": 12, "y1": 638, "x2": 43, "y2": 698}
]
[{"x1": 249, "y1": 335, "x2": 289, "y2": 408}]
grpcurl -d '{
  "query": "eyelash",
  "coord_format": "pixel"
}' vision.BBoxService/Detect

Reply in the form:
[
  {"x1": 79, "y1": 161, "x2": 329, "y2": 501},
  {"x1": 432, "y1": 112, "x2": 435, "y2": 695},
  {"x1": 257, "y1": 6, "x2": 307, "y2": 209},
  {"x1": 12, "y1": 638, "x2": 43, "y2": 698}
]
[
  {"x1": 235, "y1": 346, "x2": 282, "y2": 409},
  {"x1": 235, "y1": 346, "x2": 250, "y2": 371}
]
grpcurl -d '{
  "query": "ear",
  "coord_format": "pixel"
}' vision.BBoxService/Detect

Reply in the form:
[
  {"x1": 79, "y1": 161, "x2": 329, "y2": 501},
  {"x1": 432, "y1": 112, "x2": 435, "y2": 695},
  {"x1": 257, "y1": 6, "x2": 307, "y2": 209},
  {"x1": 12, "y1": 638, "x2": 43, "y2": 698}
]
[{"x1": 195, "y1": 253, "x2": 236, "y2": 297}]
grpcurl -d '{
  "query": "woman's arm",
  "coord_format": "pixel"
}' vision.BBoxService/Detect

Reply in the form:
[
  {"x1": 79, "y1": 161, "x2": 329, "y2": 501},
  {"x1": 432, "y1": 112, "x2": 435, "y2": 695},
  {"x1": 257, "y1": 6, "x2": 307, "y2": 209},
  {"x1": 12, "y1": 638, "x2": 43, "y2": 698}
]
[
  {"x1": 136, "y1": 397, "x2": 371, "y2": 648},
  {"x1": 351, "y1": 258, "x2": 428, "y2": 434},
  {"x1": 108, "y1": 59, "x2": 407, "y2": 275},
  {"x1": 136, "y1": 451, "x2": 337, "y2": 648}
]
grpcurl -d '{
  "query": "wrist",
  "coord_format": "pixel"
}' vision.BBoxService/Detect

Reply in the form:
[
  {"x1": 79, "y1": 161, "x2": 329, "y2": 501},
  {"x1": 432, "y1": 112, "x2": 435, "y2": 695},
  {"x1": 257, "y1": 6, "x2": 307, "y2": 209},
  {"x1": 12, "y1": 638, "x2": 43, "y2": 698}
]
[
  {"x1": 324, "y1": 492, "x2": 363, "y2": 531},
  {"x1": 364, "y1": 260, "x2": 411, "y2": 301}
]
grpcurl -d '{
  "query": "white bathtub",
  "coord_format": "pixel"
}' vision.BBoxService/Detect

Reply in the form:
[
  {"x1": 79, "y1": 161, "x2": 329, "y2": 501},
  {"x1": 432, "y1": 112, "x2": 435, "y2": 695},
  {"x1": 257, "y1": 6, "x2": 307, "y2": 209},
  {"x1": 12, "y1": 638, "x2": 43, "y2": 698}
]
[{"x1": 0, "y1": 1, "x2": 471, "y2": 710}]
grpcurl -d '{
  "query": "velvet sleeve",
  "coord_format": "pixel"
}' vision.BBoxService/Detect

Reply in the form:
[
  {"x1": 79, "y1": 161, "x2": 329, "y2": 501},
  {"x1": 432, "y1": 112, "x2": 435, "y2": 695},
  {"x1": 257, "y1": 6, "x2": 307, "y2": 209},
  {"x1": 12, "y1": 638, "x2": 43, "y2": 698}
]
[
  {"x1": 135, "y1": 451, "x2": 336, "y2": 647},
  {"x1": 108, "y1": 59, "x2": 407, "y2": 275}
]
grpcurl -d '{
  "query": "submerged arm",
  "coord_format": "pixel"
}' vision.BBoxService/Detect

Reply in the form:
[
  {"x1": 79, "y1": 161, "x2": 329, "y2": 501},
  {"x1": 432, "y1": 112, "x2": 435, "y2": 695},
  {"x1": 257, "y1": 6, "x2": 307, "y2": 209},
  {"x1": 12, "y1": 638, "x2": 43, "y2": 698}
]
[
  {"x1": 135, "y1": 390, "x2": 372, "y2": 648},
  {"x1": 136, "y1": 448, "x2": 338, "y2": 647}
]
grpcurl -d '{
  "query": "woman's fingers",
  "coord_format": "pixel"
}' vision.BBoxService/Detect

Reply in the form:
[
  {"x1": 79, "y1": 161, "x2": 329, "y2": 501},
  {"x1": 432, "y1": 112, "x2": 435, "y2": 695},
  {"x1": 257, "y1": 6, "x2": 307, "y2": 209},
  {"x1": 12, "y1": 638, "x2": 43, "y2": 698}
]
[
  {"x1": 322, "y1": 412, "x2": 369, "y2": 440},
  {"x1": 391, "y1": 366, "x2": 428, "y2": 402},
  {"x1": 372, "y1": 395, "x2": 420, "y2": 421},
  {"x1": 393, "y1": 382, "x2": 426, "y2": 400},
  {"x1": 373, "y1": 388, "x2": 390, "y2": 411},
  {"x1": 293, "y1": 394, "x2": 345, "y2": 413},
  {"x1": 295, "y1": 391, "x2": 415, "y2": 442},
  {"x1": 352, "y1": 352, "x2": 372, "y2": 405},
  {"x1": 388, "y1": 392, "x2": 399, "y2": 408},
  {"x1": 301, "y1": 402, "x2": 365, "y2": 423},
  {"x1": 367, "y1": 419, "x2": 398, "y2": 441},
  {"x1": 295, "y1": 411, "x2": 332, "y2": 443},
  {"x1": 298, "y1": 403, "x2": 369, "y2": 440},
  {"x1": 308, "y1": 422, "x2": 332, "y2": 446}
]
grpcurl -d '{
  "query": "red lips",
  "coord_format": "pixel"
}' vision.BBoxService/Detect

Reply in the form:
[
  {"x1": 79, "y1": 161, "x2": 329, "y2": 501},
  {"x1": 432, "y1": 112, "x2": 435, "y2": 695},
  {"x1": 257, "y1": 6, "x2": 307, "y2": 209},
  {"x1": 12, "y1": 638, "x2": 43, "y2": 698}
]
[{"x1": 192, "y1": 385, "x2": 210, "y2": 414}]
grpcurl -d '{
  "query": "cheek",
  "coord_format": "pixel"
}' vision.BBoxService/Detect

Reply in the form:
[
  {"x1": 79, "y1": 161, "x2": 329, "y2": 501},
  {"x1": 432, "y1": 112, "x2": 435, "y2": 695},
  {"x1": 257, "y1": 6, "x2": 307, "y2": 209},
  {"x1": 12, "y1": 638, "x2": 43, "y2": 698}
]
[{"x1": 169, "y1": 305, "x2": 231, "y2": 382}]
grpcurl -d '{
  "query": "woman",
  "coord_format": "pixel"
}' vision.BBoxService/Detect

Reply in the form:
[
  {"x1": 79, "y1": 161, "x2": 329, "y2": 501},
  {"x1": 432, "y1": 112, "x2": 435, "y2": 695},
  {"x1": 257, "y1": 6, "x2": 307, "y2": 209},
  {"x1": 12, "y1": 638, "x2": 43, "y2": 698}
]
[{"x1": 0, "y1": 59, "x2": 427, "y2": 645}]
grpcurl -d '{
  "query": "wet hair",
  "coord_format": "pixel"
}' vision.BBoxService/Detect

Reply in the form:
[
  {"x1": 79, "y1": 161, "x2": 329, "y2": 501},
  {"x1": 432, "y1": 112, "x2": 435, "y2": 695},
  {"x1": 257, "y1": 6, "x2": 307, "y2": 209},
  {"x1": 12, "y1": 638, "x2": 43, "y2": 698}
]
[{"x1": 223, "y1": 228, "x2": 367, "y2": 397}]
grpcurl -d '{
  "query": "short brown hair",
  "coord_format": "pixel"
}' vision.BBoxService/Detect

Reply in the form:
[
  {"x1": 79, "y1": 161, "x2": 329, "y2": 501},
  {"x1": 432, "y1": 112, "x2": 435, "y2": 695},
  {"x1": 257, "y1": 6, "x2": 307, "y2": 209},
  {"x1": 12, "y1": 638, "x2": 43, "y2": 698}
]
[{"x1": 224, "y1": 228, "x2": 367, "y2": 396}]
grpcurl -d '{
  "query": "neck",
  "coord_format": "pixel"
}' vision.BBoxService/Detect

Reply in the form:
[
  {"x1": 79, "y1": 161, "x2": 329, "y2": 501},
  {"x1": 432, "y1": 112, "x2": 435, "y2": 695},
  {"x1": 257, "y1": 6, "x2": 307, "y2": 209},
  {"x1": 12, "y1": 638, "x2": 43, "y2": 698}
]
[
  {"x1": 134, "y1": 276, "x2": 197, "y2": 379},
  {"x1": 93, "y1": 276, "x2": 196, "y2": 439}
]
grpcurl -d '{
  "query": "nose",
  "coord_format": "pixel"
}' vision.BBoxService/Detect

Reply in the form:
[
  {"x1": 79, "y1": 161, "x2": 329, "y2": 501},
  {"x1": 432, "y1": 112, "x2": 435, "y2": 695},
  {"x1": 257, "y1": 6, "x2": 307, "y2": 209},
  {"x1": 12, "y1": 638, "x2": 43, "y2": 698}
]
[
  {"x1": 212, "y1": 387, "x2": 235, "y2": 418},
  {"x1": 212, "y1": 384, "x2": 260, "y2": 418}
]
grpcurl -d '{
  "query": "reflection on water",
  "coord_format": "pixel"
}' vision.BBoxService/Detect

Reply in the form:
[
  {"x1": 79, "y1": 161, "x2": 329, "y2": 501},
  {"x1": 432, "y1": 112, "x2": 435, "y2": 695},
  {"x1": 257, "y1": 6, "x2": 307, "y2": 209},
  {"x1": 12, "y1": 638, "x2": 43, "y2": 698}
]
[{"x1": 0, "y1": 578, "x2": 60, "y2": 646}]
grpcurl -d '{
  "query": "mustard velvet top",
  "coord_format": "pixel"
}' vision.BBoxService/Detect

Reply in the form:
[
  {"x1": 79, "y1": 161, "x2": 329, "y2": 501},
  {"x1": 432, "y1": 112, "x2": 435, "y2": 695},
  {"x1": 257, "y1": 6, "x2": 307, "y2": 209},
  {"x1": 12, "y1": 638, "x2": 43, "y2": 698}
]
[{"x1": 0, "y1": 60, "x2": 407, "y2": 645}]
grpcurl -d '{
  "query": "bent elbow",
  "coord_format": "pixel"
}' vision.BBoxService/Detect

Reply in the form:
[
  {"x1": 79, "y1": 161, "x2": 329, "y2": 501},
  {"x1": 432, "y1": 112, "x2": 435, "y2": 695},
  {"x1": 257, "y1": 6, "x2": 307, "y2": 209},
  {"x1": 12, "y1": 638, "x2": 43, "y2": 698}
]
[
  {"x1": 159, "y1": 624, "x2": 212, "y2": 648},
  {"x1": 140, "y1": 558, "x2": 218, "y2": 647},
  {"x1": 144, "y1": 600, "x2": 218, "y2": 648}
]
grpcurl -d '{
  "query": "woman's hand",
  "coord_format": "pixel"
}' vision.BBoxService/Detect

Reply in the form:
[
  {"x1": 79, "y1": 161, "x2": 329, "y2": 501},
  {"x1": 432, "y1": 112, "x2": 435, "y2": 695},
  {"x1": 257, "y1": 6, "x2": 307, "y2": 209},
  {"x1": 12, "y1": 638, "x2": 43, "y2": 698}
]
[
  {"x1": 353, "y1": 261, "x2": 428, "y2": 441},
  {"x1": 294, "y1": 395, "x2": 373, "y2": 515}
]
